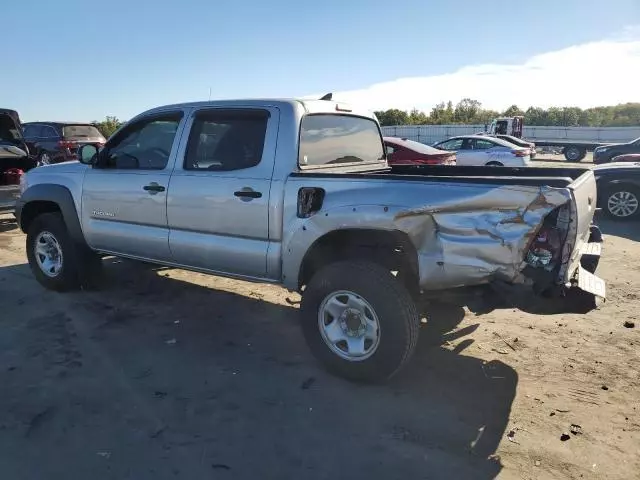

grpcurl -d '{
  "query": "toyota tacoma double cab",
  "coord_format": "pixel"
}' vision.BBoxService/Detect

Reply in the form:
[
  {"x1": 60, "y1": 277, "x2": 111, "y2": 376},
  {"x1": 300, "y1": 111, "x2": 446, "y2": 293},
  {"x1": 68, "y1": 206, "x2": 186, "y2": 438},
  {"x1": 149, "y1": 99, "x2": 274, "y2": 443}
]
[{"x1": 15, "y1": 96, "x2": 605, "y2": 382}]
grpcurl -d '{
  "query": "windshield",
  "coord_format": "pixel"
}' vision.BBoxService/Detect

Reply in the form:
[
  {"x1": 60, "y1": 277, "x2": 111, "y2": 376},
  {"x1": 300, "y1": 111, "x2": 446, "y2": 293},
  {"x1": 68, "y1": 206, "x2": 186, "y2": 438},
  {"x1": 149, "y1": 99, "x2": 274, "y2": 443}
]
[
  {"x1": 299, "y1": 114, "x2": 385, "y2": 168},
  {"x1": 62, "y1": 124, "x2": 105, "y2": 139}
]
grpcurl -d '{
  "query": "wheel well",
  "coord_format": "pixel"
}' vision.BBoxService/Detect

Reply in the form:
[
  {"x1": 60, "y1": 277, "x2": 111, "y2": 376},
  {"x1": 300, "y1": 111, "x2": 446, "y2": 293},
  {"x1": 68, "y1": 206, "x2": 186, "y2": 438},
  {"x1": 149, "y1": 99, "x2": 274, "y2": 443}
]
[
  {"x1": 298, "y1": 229, "x2": 420, "y2": 293},
  {"x1": 20, "y1": 201, "x2": 61, "y2": 233}
]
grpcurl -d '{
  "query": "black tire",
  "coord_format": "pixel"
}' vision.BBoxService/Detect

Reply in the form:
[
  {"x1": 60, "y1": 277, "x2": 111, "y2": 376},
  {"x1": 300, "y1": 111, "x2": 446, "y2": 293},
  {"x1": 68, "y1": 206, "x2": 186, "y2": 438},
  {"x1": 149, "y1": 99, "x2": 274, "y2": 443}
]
[
  {"x1": 485, "y1": 161, "x2": 503, "y2": 167},
  {"x1": 602, "y1": 185, "x2": 640, "y2": 221},
  {"x1": 26, "y1": 212, "x2": 102, "y2": 291},
  {"x1": 300, "y1": 261, "x2": 420, "y2": 382},
  {"x1": 563, "y1": 146, "x2": 586, "y2": 162},
  {"x1": 37, "y1": 151, "x2": 51, "y2": 167}
]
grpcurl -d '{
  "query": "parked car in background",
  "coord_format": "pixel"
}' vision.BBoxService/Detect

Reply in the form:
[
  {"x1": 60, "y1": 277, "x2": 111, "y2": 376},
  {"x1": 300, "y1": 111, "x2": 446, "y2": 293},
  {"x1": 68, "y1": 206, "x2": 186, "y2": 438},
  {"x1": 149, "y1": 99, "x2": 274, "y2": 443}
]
[
  {"x1": 594, "y1": 162, "x2": 640, "y2": 221},
  {"x1": 1, "y1": 108, "x2": 33, "y2": 214},
  {"x1": 475, "y1": 132, "x2": 537, "y2": 159},
  {"x1": 23, "y1": 122, "x2": 106, "y2": 166},
  {"x1": 611, "y1": 153, "x2": 640, "y2": 163},
  {"x1": 432, "y1": 135, "x2": 531, "y2": 167},
  {"x1": 384, "y1": 137, "x2": 455, "y2": 165},
  {"x1": 593, "y1": 136, "x2": 640, "y2": 164}
]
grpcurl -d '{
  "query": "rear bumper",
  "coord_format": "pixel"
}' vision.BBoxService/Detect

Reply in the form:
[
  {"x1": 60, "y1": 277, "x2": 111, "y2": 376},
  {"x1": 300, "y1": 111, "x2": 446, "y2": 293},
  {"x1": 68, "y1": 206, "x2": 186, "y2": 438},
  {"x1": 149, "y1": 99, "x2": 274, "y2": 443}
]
[{"x1": 571, "y1": 225, "x2": 605, "y2": 298}]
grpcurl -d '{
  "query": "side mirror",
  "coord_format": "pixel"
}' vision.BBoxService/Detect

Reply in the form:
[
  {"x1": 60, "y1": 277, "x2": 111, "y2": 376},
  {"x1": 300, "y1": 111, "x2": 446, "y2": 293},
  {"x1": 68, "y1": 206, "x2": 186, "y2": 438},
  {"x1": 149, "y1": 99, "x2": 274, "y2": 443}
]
[{"x1": 78, "y1": 144, "x2": 99, "y2": 165}]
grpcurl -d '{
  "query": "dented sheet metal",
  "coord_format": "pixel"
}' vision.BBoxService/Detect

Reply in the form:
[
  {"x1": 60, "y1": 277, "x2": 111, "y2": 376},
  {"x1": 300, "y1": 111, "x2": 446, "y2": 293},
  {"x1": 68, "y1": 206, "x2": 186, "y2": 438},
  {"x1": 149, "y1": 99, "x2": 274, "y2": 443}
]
[{"x1": 392, "y1": 185, "x2": 571, "y2": 289}]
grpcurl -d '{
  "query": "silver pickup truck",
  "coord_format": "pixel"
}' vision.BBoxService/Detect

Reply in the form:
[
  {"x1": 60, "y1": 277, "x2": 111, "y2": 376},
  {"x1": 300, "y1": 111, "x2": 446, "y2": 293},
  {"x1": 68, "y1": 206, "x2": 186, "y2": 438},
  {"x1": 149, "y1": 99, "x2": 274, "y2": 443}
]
[{"x1": 15, "y1": 97, "x2": 605, "y2": 382}]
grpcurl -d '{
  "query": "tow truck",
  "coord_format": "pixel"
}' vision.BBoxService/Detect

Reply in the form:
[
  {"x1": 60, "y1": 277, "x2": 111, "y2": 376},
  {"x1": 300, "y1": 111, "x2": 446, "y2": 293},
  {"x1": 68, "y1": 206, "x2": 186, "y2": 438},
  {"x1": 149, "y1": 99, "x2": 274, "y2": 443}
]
[{"x1": 487, "y1": 116, "x2": 606, "y2": 162}]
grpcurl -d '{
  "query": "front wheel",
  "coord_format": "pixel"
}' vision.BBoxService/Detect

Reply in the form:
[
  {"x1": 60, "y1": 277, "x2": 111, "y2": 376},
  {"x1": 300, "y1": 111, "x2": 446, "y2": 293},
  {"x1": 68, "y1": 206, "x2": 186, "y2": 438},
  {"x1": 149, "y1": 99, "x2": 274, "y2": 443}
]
[
  {"x1": 604, "y1": 186, "x2": 639, "y2": 220},
  {"x1": 300, "y1": 261, "x2": 420, "y2": 382},
  {"x1": 485, "y1": 161, "x2": 503, "y2": 167},
  {"x1": 26, "y1": 212, "x2": 103, "y2": 291}
]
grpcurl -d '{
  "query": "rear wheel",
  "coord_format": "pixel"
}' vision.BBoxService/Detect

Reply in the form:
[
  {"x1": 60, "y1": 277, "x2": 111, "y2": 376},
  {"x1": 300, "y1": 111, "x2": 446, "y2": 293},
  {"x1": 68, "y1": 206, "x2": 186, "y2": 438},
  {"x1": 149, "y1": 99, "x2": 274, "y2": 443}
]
[
  {"x1": 485, "y1": 161, "x2": 503, "y2": 166},
  {"x1": 300, "y1": 261, "x2": 420, "y2": 382},
  {"x1": 563, "y1": 146, "x2": 586, "y2": 162}
]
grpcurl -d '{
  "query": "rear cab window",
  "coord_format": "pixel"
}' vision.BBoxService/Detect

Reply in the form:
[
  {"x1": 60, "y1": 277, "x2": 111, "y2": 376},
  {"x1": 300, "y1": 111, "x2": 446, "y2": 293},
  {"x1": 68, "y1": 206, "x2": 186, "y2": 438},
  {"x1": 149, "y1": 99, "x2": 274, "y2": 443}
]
[{"x1": 298, "y1": 114, "x2": 385, "y2": 169}]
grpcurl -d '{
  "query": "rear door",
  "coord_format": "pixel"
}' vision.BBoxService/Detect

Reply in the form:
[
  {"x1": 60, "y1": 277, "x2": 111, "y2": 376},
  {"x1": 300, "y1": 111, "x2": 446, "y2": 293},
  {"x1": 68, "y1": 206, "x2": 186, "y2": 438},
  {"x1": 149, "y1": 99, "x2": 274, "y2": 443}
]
[
  {"x1": 22, "y1": 124, "x2": 43, "y2": 156},
  {"x1": 81, "y1": 111, "x2": 186, "y2": 260},
  {"x1": 167, "y1": 107, "x2": 278, "y2": 279}
]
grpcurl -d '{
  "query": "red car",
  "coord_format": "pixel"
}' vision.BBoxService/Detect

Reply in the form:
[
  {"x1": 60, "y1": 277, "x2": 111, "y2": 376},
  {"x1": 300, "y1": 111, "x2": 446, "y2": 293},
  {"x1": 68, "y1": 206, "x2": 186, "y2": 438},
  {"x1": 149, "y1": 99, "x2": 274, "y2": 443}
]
[{"x1": 384, "y1": 137, "x2": 456, "y2": 165}]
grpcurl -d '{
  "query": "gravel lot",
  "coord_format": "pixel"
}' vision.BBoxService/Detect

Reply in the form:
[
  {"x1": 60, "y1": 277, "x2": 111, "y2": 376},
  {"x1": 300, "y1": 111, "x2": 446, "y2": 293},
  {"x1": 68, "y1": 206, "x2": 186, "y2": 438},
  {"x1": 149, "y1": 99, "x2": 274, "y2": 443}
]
[{"x1": 1, "y1": 155, "x2": 639, "y2": 480}]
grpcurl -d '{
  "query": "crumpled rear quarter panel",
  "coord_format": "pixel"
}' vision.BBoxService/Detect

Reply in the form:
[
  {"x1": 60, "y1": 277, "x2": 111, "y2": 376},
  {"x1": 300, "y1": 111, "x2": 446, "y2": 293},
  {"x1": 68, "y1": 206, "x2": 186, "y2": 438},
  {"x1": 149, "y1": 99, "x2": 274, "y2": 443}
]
[{"x1": 282, "y1": 177, "x2": 571, "y2": 291}]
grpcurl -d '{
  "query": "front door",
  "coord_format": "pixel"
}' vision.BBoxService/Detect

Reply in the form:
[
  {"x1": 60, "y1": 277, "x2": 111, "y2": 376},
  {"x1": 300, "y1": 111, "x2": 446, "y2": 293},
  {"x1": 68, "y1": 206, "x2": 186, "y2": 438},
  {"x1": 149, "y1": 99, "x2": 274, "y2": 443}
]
[
  {"x1": 81, "y1": 111, "x2": 186, "y2": 261},
  {"x1": 167, "y1": 107, "x2": 278, "y2": 279}
]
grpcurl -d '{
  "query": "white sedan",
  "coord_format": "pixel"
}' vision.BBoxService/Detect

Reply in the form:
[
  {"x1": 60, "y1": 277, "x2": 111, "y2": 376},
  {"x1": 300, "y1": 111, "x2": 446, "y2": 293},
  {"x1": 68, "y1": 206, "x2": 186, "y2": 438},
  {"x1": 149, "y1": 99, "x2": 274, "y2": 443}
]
[{"x1": 432, "y1": 135, "x2": 531, "y2": 167}]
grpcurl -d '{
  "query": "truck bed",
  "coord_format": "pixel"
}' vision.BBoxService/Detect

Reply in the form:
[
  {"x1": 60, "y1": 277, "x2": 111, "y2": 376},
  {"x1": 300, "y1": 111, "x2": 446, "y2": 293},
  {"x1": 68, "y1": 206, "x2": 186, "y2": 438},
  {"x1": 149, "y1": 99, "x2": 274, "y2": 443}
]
[{"x1": 289, "y1": 164, "x2": 599, "y2": 294}]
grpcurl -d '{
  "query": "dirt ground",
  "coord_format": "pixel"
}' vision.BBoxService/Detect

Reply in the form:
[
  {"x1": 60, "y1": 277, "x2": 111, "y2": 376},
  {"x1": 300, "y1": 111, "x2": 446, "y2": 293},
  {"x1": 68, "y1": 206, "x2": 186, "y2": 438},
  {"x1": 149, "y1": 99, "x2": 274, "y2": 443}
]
[{"x1": 1, "y1": 156, "x2": 639, "y2": 480}]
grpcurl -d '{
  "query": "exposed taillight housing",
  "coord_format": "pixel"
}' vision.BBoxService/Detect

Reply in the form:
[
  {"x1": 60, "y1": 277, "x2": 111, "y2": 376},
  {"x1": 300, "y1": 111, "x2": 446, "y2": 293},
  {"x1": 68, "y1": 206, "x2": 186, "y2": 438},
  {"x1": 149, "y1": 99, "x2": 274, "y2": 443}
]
[{"x1": 512, "y1": 149, "x2": 529, "y2": 157}]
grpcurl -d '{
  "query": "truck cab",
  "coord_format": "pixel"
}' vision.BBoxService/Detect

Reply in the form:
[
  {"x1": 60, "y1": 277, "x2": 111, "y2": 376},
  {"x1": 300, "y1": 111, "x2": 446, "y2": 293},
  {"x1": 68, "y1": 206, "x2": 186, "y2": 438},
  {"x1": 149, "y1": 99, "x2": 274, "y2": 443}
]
[{"x1": 487, "y1": 116, "x2": 524, "y2": 138}]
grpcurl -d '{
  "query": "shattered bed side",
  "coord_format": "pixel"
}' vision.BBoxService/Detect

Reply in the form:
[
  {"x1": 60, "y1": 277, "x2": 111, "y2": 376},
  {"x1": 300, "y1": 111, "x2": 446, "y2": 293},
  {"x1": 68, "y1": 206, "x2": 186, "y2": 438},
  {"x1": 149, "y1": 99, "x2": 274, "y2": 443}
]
[{"x1": 392, "y1": 184, "x2": 574, "y2": 291}]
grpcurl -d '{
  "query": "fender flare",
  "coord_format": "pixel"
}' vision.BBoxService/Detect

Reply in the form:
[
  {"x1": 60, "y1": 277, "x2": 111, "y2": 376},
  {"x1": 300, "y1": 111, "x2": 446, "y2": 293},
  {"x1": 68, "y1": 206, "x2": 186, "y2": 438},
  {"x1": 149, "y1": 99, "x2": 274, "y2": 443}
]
[{"x1": 16, "y1": 184, "x2": 86, "y2": 245}]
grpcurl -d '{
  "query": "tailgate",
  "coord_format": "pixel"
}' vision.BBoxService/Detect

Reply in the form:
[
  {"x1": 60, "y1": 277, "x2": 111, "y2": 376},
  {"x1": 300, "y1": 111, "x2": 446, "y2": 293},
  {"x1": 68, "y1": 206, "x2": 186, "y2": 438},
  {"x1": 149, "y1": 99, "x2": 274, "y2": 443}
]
[{"x1": 562, "y1": 169, "x2": 598, "y2": 282}]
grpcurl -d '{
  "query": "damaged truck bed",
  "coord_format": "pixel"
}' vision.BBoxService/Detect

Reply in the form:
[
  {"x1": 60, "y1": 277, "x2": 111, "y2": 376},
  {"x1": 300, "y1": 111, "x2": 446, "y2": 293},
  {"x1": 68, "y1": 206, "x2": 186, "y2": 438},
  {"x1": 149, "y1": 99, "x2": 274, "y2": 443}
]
[
  {"x1": 289, "y1": 164, "x2": 604, "y2": 302},
  {"x1": 15, "y1": 98, "x2": 604, "y2": 382}
]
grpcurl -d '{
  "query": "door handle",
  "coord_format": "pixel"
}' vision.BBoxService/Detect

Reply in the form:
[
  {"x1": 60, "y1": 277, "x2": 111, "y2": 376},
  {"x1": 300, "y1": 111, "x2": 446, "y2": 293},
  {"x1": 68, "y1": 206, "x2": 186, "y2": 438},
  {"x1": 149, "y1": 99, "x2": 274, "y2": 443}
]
[
  {"x1": 234, "y1": 189, "x2": 262, "y2": 199},
  {"x1": 143, "y1": 183, "x2": 165, "y2": 193}
]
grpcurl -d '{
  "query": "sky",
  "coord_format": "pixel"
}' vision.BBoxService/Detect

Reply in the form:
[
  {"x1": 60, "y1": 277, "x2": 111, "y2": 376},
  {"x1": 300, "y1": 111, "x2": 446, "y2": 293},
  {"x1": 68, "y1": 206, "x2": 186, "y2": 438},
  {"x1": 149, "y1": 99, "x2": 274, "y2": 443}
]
[{"x1": 2, "y1": 0, "x2": 639, "y2": 122}]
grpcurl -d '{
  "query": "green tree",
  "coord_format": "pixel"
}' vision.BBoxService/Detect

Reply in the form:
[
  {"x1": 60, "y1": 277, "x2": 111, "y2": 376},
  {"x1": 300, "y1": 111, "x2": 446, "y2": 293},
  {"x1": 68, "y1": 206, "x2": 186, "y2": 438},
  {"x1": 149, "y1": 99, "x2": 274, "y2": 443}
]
[
  {"x1": 454, "y1": 98, "x2": 483, "y2": 123},
  {"x1": 408, "y1": 108, "x2": 429, "y2": 125},
  {"x1": 93, "y1": 116, "x2": 123, "y2": 138},
  {"x1": 374, "y1": 109, "x2": 410, "y2": 126},
  {"x1": 503, "y1": 105, "x2": 524, "y2": 117}
]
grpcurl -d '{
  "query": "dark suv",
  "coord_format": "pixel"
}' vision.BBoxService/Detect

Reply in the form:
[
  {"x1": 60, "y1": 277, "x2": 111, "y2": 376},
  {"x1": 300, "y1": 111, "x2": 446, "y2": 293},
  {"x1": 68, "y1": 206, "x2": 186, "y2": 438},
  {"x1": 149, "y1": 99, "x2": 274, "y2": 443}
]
[{"x1": 22, "y1": 122, "x2": 106, "y2": 166}]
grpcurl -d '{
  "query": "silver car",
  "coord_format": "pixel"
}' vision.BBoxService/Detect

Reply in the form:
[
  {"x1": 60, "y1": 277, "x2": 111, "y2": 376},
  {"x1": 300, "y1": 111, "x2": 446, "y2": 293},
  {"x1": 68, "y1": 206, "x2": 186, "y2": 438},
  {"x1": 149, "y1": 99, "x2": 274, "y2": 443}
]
[{"x1": 433, "y1": 135, "x2": 531, "y2": 167}]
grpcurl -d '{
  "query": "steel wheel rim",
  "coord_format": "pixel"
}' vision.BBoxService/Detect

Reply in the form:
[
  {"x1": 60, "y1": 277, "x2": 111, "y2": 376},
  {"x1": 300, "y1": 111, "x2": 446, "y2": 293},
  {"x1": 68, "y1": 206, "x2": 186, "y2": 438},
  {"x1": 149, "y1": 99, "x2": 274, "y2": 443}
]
[
  {"x1": 34, "y1": 231, "x2": 63, "y2": 277},
  {"x1": 317, "y1": 290, "x2": 381, "y2": 361},
  {"x1": 607, "y1": 191, "x2": 638, "y2": 218},
  {"x1": 566, "y1": 148, "x2": 579, "y2": 160}
]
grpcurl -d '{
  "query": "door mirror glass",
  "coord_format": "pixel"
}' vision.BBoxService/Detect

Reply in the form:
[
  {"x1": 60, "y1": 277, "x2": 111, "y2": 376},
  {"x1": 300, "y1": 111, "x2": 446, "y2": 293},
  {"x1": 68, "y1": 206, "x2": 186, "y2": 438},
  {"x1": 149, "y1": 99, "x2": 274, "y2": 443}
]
[{"x1": 79, "y1": 144, "x2": 99, "y2": 165}]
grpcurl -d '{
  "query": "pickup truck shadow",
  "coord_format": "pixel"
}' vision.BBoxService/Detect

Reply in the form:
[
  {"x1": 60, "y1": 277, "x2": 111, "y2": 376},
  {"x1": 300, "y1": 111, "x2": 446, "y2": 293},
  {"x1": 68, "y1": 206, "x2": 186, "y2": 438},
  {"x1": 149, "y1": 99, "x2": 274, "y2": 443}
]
[
  {"x1": 0, "y1": 216, "x2": 18, "y2": 233},
  {"x1": 0, "y1": 259, "x2": 515, "y2": 480},
  {"x1": 596, "y1": 216, "x2": 640, "y2": 242}
]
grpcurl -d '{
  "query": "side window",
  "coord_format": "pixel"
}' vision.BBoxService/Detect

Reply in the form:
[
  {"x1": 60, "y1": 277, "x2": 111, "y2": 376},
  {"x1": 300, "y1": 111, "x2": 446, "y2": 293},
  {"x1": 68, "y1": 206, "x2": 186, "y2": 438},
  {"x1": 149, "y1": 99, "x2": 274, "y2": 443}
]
[
  {"x1": 42, "y1": 126, "x2": 58, "y2": 138},
  {"x1": 385, "y1": 144, "x2": 395, "y2": 155},
  {"x1": 22, "y1": 125, "x2": 36, "y2": 137},
  {"x1": 100, "y1": 113, "x2": 183, "y2": 170},
  {"x1": 437, "y1": 139, "x2": 463, "y2": 151},
  {"x1": 184, "y1": 109, "x2": 268, "y2": 171},
  {"x1": 473, "y1": 139, "x2": 497, "y2": 150},
  {"x1": 26, "y1": 124, "x2": 44, "y2": 138}
]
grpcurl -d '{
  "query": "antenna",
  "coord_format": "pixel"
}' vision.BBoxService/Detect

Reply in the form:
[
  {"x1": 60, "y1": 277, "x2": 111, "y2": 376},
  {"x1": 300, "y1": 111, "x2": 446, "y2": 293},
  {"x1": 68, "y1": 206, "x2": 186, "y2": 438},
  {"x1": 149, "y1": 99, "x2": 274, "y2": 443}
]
[
  {"x1": 208, "y1": 87, "x2": 212, "y2": 100},
  {"x1": 319, "y1": 93, "x2": 333, "y2": 101}
]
